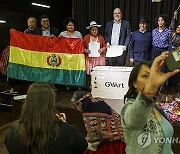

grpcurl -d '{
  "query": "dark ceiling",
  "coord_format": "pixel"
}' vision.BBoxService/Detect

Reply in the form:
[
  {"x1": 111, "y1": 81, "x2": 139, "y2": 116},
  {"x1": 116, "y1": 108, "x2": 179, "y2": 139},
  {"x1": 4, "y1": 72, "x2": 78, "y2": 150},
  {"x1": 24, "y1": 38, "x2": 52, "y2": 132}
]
[
  {"x1": 0, "y1": 0, "x2": 73, "y2": 51},
  {"x1": 0, "y1": 0, "x2": 71, "y2": 13},
  {"x1": 0, "y1": 0, "x2": 72, "y2": 24}
]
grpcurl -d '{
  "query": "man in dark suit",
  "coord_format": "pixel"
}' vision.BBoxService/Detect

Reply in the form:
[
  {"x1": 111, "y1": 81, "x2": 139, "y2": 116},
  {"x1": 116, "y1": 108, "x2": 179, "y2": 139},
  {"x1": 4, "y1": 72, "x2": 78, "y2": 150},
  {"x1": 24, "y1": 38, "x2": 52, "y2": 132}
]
[
  {"x1": 105, "y1": 8, "x2": 131, "y2": 66},
  {"x1": 36, "y1": 15, "x2": 60, "y2": 37}
]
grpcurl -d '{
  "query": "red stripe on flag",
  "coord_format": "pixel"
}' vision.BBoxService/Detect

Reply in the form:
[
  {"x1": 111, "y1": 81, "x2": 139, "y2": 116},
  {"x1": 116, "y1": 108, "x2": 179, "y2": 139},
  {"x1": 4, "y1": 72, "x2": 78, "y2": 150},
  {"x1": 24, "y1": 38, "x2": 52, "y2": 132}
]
[{"x1": 10, "y1": 29, "x2": 84, "y2": 54}]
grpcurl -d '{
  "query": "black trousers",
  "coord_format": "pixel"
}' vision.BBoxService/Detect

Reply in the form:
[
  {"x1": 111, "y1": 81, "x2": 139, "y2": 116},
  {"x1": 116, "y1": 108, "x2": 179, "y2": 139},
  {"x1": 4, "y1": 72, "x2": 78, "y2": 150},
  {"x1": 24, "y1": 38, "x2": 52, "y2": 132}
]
[
  {"x1": 151, "y1": 46, "x2": 168, "y2": 61},
  {"x1": 106, "y1": 51, "x2": 127, "y2": 66}
]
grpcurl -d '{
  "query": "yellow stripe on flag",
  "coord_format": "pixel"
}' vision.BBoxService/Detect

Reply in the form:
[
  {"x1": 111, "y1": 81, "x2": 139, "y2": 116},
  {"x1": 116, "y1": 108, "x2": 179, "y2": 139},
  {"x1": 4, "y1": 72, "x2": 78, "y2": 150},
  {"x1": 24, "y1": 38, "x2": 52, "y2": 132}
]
[{"x1": 9, "y1": 46, "x2": 85, "y2": 70}]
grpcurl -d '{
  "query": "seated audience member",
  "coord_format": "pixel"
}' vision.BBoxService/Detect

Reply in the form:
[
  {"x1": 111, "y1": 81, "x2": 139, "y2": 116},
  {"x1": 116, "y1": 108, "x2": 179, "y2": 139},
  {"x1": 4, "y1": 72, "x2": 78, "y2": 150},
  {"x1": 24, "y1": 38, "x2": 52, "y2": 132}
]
[
  {"x1": 83, "y1": 21, "x2": 106, "y2": 87},
  {"x1": 71, "y1": 91, "x2": 126, "y2": 154},
  {"x1": 36, "y1": 15, "x2": 60, "y2": 37},
  {"x1": 130, "y1": 17, "x2": 152, "y2": 64},
  {"x1": 59, "y1": 17, "x2": 82, "y2": 38},
  {"x1": 121, "y1": 52, "x2": 180, "y2": 154},
  {"x1": 24, "y1": 16, "x2": 37, "y2": 34},
  {"x1": 4, "y1": 82, "x2": 88, "y2": 154}
]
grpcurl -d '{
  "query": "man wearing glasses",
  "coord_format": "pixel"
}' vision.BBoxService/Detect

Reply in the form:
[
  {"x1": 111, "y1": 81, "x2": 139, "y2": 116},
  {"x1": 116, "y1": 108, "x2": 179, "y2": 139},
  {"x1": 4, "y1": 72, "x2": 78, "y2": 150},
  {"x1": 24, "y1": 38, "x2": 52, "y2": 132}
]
[{"x1": 36, "y1": 15, "x2": 60, "y2": 37}]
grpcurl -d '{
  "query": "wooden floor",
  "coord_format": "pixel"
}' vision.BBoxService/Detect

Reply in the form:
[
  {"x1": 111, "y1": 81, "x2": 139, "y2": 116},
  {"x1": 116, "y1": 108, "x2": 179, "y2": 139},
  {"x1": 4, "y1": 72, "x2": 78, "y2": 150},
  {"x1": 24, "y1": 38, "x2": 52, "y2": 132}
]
[{"x1": 0, "y1": 74, "x2": 85, "y2": 153}]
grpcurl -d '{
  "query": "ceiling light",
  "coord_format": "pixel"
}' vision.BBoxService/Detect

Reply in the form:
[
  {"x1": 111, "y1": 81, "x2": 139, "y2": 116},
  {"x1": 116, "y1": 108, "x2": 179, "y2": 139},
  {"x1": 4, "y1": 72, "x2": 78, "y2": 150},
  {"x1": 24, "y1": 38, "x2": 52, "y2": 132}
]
[
  {"x1": 32, "y1": 2, "x2": 50, "y2": 8},
  {"x1": 0, "y1": 20, "x2": 6, "y2": 24}
]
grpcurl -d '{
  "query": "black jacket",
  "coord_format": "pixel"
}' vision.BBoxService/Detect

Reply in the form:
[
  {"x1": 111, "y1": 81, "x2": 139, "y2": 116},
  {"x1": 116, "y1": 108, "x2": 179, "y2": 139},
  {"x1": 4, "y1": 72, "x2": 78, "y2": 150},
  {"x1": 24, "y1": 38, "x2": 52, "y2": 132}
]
[
  {"x1": 35, "y1": 27, "x2": 60, "y2": 37},
  {"x1": 5, "y1": 121, "x2": 88, "y2": 154}
]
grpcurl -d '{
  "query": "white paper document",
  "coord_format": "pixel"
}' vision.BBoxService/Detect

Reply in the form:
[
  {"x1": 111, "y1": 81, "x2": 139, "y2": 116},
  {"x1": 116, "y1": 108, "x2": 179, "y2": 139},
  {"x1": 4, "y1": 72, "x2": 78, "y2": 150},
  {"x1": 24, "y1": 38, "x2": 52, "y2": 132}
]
[
  {"x1": 106, "y1": 45, "x2": 125, "y2": 57},
  {"x1": 88, "y1": 42, "x2": 100, "y2": 57}
]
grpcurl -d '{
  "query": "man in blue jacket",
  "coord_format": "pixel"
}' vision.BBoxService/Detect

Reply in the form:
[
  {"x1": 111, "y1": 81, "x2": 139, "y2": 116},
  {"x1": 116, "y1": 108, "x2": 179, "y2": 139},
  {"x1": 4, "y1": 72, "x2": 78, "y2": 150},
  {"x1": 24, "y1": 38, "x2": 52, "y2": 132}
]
[{"x1": 130, "y1": 17, "x2": 152, "y2": 64}]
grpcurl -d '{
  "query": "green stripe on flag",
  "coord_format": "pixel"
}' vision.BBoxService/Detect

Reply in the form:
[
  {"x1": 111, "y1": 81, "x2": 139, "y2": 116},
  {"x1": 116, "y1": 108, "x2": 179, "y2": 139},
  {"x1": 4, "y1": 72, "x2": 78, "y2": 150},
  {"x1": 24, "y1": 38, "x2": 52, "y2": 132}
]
[{"x1": 8, "y1": 63, "x2": 86, "y2": 86}]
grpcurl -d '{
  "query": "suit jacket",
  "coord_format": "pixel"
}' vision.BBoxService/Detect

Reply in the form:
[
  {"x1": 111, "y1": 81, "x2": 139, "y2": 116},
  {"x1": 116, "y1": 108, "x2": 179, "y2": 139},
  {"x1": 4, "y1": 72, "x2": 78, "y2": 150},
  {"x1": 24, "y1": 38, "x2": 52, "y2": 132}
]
[
  {"x1": 105, "y1": 20, "x2": 131, "y2": 47},
  {"x1": 24, "y1": 27, "x2": 38, "y2": 34},
  {"x1": 35, "y1": 27, "x2": 60, "y2": 37},
  {"x1": 130, "y1": 30, "x2": 152, "y2": 62}
]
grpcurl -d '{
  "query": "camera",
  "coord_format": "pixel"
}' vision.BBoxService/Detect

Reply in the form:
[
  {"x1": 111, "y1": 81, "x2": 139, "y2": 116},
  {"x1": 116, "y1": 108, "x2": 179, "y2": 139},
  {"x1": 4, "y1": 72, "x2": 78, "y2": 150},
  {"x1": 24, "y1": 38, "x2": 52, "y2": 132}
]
[{"x1": 165, "y1": 48, "x2": 180, "y2": 71}]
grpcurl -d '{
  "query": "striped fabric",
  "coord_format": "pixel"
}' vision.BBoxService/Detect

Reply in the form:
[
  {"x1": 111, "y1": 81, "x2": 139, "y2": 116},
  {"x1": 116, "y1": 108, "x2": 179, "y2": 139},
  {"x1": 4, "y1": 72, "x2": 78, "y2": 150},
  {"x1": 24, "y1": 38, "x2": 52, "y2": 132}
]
[
  {"x1": 0, "y1": 46, "x2": 10, "y2": 76},
  {"x1": 8, "y1": 29, "x2": 86, "y2": 86}
]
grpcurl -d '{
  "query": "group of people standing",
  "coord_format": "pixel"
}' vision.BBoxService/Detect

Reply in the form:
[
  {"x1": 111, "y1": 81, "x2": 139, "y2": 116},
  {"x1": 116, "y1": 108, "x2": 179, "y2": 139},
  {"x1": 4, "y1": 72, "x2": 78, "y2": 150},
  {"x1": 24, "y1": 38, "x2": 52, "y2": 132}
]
[
  {"x1": 20, "y1": 8, "x2": 180, "y2": 87},
  {"x1": 130, "y1": 10, "x2": 179, "y2": 63},
  {"x1": 3, "y1": 7, "x2": 180, "y2": 154}
]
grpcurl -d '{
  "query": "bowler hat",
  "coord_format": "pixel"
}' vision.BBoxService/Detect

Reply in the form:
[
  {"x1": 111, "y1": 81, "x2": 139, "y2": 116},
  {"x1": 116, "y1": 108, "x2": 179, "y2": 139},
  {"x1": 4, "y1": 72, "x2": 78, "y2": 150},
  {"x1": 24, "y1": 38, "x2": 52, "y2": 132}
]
[{"x1": 139, "y1": 17, "x2": 149, "y2": 23}]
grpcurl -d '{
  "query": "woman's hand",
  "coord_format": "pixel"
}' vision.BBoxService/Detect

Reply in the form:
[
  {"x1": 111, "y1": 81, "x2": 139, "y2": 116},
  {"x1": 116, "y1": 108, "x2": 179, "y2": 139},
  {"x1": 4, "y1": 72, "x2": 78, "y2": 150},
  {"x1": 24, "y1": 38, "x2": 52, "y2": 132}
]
[
  {"x1": 56, "y1": 113, "x2": 66, "y2": 122},
  {"x1": 173, "y1": 10, "x2": 178, "y2": 20},
  {"x1": 98, "y1": 47, "x2": 106, "y2": 54},
  {"x1": 58, "y1": 34, "x2": 63, "y2": 38},
  {"x1": 106, "y1": 43, "x2": 110, "y2": 48},
  {"x1": 84, "y1": 49, "x2": 91, "y2": 54},
  {"x1": 50, "y1": 34, "x2": 55, "y2": 37},
  {"x1": 130, "y1": 58, "x2": 134, "y2": 63},
  {"x1": 145, "y1": 51, "x2": 180, "y2": 93},
  {"x1": 74, "y1": 102, "x2": 83, "y2": 112}
]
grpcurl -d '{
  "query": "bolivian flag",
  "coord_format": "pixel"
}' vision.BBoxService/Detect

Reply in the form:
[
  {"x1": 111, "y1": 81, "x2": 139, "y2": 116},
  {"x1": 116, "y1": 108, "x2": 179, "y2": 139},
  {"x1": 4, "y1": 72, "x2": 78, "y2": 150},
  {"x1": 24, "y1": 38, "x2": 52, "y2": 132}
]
[{"x1": 8, "y1": 29, "x2": 86, "y2": 86}]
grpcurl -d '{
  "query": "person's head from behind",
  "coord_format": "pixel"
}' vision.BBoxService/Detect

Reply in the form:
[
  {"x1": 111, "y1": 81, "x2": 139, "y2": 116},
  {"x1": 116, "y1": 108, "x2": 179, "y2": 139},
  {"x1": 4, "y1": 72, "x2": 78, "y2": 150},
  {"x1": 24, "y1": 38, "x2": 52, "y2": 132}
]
[
  {"x1": 17, "y1": 82, "x2": 56, "y2": 154},
  {"x1": 138, "y1": 17, "x2": 149, "y2": 31},
  {"x1": 113, "y1": 8, "x2": 122, "y2": 22},
  {"x1": 23, "y1": 82, "x2": 56, "y2": 117},
  {"x1": 63, "y1": 18, "x2": 76, "y2": 32},
  {"x1": 27, "y1": 17, "x2": 37, "y2": 29},
  {"x1": 125, "y1": 61, "x2": 152, "y2": 100},
  {"x1": 40, "y1": 15, "x2": 50, "y2": 29}
]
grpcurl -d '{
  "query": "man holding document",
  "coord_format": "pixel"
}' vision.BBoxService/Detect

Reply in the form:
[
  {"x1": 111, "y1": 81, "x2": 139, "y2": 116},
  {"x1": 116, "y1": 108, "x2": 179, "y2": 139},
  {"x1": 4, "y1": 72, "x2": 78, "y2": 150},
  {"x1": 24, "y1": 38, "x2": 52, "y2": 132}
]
[
  {"x1": 83, "y1": 21, "x2": 106, "y2": 85},
  {"x1": 105, "y1": 8, "x2": 131, "y2": 66}
]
